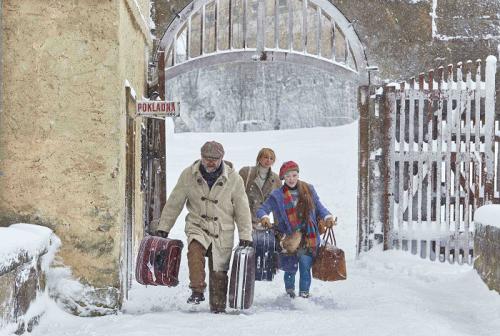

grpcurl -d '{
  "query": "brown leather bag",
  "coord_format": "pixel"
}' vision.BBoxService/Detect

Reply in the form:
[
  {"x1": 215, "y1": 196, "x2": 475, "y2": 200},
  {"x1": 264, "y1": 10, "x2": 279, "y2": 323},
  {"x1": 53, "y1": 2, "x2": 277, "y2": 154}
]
[{"x1": 312, "y1": 228, "x2": 346, "y2": 281}]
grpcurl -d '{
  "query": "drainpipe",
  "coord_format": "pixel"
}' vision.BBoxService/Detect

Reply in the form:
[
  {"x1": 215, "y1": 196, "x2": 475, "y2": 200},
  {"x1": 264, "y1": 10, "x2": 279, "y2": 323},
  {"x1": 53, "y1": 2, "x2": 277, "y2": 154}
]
[
  {"x1": 497, "y1": 44, "x2": 500, "y2": 118},
  {"x1": 1, "y1": 0, "x2": 3, "y2": 120}
]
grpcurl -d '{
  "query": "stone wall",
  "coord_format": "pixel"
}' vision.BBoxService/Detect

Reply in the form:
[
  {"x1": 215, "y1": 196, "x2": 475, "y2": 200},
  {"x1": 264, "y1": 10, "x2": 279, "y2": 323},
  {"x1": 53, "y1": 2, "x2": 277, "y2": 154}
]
[
  {"x1": 0, "y1": 224, "x2": 59, "y2": 334},
  {"x1": 332, "y1": 0, "x2": 500, "y2": 83},
  {"x1": 154, "y1": 0, "x2": 500, "y2": 109},
  {"x1": 1, "y1": 0, "x2": 121, "y2": 290},
  {"x1": 151, "y1": 0, "x2": 500, "y2": 132},
  {"x1": 474, "y1": 223, "x2": 500, "y2": 293},
  {"x1": 0, "y1": 0, "x2": 151, "y2": 312},
  {"x1": 0, "y1": 257, "x2": 43, "y2": 334}
]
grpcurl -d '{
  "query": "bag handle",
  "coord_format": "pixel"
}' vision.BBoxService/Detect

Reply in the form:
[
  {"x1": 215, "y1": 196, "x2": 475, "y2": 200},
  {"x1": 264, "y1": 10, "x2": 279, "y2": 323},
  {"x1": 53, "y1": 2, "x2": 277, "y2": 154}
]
[
  {"x1": 244, "y1": 166, "x2": 251, "y2": 190},
  {"x1": 322, "y1": 227, "x2": 337, "y2": 246}
]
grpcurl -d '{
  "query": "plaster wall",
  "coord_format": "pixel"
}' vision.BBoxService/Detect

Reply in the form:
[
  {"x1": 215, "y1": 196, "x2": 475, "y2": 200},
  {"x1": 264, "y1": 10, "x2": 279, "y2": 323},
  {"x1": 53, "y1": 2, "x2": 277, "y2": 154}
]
[{"x1": 0, "y1": 0, "x2": 151, "y2": 307}]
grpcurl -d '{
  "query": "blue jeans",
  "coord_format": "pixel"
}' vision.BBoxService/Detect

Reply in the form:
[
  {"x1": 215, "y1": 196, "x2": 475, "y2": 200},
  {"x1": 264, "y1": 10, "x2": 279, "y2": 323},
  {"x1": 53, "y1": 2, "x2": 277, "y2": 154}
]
[{"x1": 284, "y1": 251, "x2": 313, "y2": 293}]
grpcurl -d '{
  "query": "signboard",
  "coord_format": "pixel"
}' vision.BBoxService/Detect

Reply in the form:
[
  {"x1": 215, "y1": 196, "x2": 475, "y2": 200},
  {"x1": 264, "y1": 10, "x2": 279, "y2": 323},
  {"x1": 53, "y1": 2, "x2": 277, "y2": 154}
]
[{"x1": 136, "y1": 100, "x2": 180, "y2": 117}]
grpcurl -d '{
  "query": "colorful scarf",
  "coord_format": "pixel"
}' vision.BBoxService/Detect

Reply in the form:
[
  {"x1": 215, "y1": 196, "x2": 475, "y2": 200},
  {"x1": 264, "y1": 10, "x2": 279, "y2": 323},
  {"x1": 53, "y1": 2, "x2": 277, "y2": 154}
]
[{"x1": 282, "y1": 185, "x2": 318, "y2": 252}]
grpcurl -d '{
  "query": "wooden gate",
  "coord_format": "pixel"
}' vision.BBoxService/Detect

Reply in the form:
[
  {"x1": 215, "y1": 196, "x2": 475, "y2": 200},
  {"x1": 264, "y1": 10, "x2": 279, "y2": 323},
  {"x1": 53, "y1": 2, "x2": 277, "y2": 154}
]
[
  {"x1": 358, "y1": 56, "x2": 499, "y2": 264},
  {"x1": 141, "y1": 118, "x2": 166, "y2": 233},
  {"x1": 142, "y1": 50, "x2": 168, "y2": 234}
]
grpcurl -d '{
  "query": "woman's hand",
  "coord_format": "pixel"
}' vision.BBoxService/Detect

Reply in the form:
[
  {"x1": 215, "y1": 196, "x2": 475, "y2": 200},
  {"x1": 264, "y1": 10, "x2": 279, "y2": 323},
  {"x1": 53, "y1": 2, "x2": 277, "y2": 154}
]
[
  {"x1": 325, "y1": 216, "x2": 337, "y2": 228},
  {"x1": 260, "y1": 217, "x2": 272, "y2": 228}
]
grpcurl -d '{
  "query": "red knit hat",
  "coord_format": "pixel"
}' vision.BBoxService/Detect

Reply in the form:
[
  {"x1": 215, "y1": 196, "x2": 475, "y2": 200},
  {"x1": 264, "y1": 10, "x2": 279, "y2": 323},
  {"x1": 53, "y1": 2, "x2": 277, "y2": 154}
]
[{"x1": 279, "y1": 161, "x2": 299, "y2": 180}]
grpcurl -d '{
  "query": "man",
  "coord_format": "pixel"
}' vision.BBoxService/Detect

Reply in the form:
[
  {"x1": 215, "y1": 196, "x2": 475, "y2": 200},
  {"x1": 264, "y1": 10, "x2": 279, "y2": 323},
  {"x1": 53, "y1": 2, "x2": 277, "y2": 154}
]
[{"x1": 151, "y1": 141, "x2": 253, "y2": 313}]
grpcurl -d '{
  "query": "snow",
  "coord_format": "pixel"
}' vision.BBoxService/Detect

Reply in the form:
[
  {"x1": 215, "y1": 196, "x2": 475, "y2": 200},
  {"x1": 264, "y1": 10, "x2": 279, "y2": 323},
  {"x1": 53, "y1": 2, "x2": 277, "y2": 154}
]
[
  {"x1": 3, "y1": 122, "x2": 500, "y2": 336},
  {"x1": 124, "y1": 80, "x2": 137, "y2": 100},
  {"x1": 0, "y1": 224, "x2": 54, "y2": 272},
  {"x1": 474, "y1": 204, "x2": 500, "y2": 228},
  {"x1": 46, "y1": 267, "x2": 118, "y2": 317},
  {"x1": 0, "y1": 224, "x2": 60, "y2": 335}
]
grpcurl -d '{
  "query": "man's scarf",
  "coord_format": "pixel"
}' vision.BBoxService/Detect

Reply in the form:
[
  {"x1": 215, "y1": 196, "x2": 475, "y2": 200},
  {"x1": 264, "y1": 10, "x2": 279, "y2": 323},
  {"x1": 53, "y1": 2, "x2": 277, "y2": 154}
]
[
  {"x1": 283, "y1": 184, "x2": 318, "y2": 252},
  {"x1": 200, "y1": 161, "x2": 223, "y2": 189}
]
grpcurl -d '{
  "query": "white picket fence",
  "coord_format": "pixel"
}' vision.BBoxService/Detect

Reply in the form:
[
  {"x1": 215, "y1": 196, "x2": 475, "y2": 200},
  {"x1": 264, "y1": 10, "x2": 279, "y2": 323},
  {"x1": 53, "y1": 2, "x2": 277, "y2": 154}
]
[{"x1": 358, "y1": 55, "x2": 499, "y2": 264}]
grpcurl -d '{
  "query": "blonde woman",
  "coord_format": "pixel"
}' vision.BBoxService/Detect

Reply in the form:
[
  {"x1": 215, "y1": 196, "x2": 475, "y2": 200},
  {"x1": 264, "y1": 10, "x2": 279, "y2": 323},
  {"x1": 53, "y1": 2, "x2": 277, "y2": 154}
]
[{"x1": 239, "y1": 148, "x2": 282, "y2": 230}]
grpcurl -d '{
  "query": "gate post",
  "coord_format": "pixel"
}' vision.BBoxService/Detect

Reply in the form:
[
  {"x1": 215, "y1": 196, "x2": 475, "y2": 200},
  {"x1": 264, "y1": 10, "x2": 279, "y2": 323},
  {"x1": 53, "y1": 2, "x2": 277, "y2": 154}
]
[
  {"x1": 381, "y1": 85, "x2": 396, "y2": 250},
  {"x1": 358, "y1": 86, "x2": 370, "y2": 255},
  {"x1": 158, "y1": 50, "x2": 165, "y2": 100},
  {"x1": 484, "y1": 56, "x2": 497, "y2": 203}
]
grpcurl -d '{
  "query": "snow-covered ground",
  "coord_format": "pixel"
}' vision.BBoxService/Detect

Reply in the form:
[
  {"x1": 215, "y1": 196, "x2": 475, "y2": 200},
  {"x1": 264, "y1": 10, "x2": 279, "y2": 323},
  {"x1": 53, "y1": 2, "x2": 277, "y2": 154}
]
[{"x1": 11, "y1": 122, "x2": 500, "y2": 336}]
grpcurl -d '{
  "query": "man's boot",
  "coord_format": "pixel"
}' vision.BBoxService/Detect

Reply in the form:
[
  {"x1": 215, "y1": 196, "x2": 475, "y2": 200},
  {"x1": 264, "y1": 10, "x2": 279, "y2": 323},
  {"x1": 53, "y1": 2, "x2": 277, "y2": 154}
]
[
  {"x1": 209, "y1": 271, "x2": 228, "y2": 313},
  {"x1": 187, "y1": 240, "x2": 207, "y2": 304},
  {"x1": 187, "y1": 291, "x2": 205, "y2": 304}
]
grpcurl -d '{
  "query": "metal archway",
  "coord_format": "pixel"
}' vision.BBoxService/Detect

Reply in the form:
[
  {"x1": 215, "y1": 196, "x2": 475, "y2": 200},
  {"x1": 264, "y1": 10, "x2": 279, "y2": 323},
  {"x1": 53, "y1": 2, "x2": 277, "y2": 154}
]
[{"x1": 155, "y1": 0, "x2": 367, "y2": 81}]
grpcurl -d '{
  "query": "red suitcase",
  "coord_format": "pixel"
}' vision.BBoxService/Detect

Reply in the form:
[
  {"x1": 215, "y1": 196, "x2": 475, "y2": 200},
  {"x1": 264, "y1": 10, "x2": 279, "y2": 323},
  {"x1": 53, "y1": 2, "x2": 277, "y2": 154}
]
[
  {"x1": 228, "y1": 246, "x2": 256, "y2": 309},
  {"x1": 135, "y1": 235, "x2": 183, "y2": 286}
]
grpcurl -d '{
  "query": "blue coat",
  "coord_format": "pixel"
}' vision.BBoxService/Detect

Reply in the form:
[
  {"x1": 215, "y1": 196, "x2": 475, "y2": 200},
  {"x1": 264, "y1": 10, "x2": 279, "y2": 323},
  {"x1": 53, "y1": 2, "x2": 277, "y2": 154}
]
[{"x1": 256, "y1": 183, "x2": 331, "y2": 249}]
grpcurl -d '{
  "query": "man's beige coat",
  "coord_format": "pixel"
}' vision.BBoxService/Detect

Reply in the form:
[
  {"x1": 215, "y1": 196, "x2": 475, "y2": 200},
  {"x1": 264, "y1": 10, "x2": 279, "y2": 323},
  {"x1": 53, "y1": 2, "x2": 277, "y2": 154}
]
[{"x1": 153, "y1": 160, "x2": 252, "y2": 271}]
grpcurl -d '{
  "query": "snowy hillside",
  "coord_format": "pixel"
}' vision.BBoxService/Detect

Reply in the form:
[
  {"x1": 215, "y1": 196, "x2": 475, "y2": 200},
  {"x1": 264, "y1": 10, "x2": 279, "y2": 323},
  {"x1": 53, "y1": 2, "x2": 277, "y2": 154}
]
[{"x1": 17, "y1": 122, "x2": 500, "y2": 336}]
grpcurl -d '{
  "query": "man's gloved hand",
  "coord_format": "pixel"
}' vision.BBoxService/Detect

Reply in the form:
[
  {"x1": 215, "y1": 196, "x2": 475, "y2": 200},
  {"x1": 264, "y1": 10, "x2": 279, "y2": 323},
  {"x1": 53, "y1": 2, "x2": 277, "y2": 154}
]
[
  {"x1": 260, "y1": 217, "x2": 272, "y2": 229},
  {"x1": 239, "y1": 239, "x2": 253, "y2": 247},
  {"x1": 325, "y1": 216, "x2": 337, "y2": 228},
  {"x1": 155, "y1": 230, "x2": 169, "y2": 238}
]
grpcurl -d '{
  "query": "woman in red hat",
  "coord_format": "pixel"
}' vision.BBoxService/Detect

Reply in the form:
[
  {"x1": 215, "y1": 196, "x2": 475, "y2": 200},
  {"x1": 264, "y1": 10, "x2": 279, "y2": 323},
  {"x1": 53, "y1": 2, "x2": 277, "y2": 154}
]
[{"x1": 256, "y1": 161, "x2": 336, "y2": 298}]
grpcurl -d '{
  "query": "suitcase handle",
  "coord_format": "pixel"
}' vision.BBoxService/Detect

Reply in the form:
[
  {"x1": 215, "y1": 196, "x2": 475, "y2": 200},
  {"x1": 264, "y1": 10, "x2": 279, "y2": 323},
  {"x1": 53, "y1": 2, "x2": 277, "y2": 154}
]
[{"x1": 154, "y1": 250, "x2": 167, "y2": 270}]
